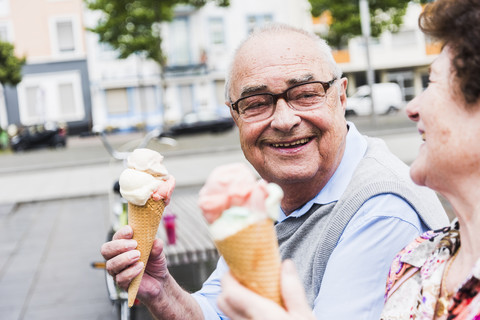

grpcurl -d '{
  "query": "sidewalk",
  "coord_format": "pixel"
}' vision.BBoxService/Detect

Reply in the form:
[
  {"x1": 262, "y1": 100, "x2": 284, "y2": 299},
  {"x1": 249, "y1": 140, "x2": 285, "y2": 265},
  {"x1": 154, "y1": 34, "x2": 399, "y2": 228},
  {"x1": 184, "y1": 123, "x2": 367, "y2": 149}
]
[{"x1": 0, "y1": 129, "x2": 422, "y2": 205}]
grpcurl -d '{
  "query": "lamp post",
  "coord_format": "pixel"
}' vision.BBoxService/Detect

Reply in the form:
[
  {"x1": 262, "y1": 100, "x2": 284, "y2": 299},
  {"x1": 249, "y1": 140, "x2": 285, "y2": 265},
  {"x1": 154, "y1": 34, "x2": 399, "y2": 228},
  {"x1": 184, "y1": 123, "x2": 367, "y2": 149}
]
[{"x1": 360, "y1": 0, "x2": 376, "y2": 126}]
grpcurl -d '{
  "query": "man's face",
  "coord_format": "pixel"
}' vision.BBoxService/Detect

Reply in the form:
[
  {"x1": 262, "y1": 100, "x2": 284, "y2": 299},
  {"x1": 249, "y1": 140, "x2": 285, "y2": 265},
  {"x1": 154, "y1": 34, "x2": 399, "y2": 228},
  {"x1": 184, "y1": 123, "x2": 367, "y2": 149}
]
[{"x1": 228, "y1": 32, "x2": 348, "y2": 192}]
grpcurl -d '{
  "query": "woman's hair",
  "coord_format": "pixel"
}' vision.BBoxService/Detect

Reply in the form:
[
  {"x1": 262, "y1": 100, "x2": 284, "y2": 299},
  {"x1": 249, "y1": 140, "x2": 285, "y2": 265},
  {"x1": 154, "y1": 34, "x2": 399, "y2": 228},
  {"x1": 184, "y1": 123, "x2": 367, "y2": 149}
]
[{"x1": 419, "y1": 0, "x2": 480, "y2": 104}]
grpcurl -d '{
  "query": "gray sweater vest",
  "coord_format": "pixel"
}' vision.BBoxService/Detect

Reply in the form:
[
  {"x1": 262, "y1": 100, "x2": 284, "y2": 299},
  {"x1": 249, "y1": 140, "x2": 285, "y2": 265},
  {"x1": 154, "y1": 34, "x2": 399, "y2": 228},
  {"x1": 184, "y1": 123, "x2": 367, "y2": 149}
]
[{"x1": 275, "y1": 136, "x2": 449, "y2": 306}]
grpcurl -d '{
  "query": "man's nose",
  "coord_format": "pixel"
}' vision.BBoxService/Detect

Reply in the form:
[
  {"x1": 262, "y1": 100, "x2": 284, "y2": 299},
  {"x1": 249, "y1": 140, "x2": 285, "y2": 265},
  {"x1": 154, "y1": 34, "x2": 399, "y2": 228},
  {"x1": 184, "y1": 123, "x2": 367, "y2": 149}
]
[{"x1": 270, "y1": 98, "x2": 301, "y2": 131}]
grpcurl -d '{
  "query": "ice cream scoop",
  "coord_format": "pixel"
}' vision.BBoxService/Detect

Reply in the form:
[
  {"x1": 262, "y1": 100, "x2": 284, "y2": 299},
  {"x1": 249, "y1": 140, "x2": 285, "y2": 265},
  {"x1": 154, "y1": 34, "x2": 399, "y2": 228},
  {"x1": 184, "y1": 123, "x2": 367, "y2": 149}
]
[
  {"x1": 118, "y1": 148, "x2": 175, "y2": 307},
  {"x1": 119, "y1": 148, "x2": 175, "y2": 206},
  {"x1": 199, "y1": 162, "x2": 282, "y2": 240},
  {"x1": 127, "y1": 147, "x2": 169, "y2": 177},
  {"x1": 198, "y1": 162, "x2": 284, "y2": 305}
]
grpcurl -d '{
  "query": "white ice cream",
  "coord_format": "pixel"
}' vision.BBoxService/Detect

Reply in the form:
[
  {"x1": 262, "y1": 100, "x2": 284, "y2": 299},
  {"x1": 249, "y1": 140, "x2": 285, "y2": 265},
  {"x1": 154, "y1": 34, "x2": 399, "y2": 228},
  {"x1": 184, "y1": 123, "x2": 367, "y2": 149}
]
[
  {"x1": 127, "y1": 148, "x2": 169, "y2": 176},
  {"x1": 119, "y1": 148, "x2": 174, "y2": 206},
  {"x1": 119, "y1": 169, "x2": 162, "y2": 206}
]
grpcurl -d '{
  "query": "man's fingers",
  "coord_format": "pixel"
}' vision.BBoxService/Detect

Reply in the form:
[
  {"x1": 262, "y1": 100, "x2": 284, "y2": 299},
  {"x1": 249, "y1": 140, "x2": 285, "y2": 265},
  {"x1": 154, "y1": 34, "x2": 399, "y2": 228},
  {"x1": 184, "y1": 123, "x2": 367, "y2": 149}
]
[
  {"x1": 145, "y1": 239, "x2": 168, "y2": 277},
  {"x1": 112, "y1": 225, "x2": 133, "y2": 240},
  {"x1": 280, "y1": 260, "x2": 314, "y2": 319},
  {"x1": 115, "y1": 261, "x2": 144, "y2": 290},
  {"x1": 149, "y1": 238, "x2": 165, "y2": 259},
  {"x1": 105, "y1": 249, "x2": 140, "y2": 276},
  {"x1": 100, "y1": 238, "x2": 138, "y2": 260}
]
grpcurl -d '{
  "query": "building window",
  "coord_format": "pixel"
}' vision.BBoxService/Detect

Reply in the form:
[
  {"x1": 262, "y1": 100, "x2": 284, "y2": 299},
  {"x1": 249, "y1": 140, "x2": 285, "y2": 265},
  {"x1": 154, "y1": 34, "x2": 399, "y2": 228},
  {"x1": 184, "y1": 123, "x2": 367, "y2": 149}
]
[
  {"x1": 247, "y1": 14, "x2": 273, "y2": 34},
  {"x1": 167, "y1": 17, "x2": 190, "y2": 66},
  {"x1": 178, "y1": 84, "x2": 194, "y2": 114},
  {"x1": 106, "y1": 88, "x2": 129, "y2": 115},
  {"x1": 0, "y1": 23, "x2": 10, "y2": 42},
  {"x1": 0, "y1": 0, "x2": 10, "y2": 17},
  {"x1": 25, "y1": 86, "x2": 43, "y2": 121},
  {"x1": 56, "y1": 20, "x2": 75, "y2": 53},
  {"x1": 214, "y1": 79, "x2": 226, "y2": 107},
  {"x1": 58, "y1": 83, "x2": 76, "y2": 116},
  {"x1": 134, "y1": 86, "x2": 157, "y2": 113},
  {"x1": 50, "y1": 16, "x2": 81, "y2": 56},
  {"x1": 208, "y1": 17, "x2": 225, "y2": 45},
  {"x1": 17, "y1": 71, "x2": 85, "y2": 125}
]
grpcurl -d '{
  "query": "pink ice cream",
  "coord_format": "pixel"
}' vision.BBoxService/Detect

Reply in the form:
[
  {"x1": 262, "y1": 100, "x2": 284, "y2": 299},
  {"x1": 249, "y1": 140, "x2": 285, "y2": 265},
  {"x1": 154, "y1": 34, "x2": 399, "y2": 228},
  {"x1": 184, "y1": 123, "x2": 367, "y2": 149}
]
[
  {"x1": 198, "y1": 163, "x2": 283, "y2": 239},
  {"x1": 119, "y1": 148, "x2": 175, "y2": 206}
]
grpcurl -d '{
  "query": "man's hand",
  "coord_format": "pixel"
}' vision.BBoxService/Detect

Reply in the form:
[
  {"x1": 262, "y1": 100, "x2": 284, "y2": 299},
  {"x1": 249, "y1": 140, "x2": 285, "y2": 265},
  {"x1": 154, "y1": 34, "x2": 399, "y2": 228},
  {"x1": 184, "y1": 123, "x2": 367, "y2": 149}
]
[
  {"x1": 217, "y1": 260, "x2": 315, "y2": 320},
  {"x1": 100, "y1": 225, "x2": 169, "y2": 304}
]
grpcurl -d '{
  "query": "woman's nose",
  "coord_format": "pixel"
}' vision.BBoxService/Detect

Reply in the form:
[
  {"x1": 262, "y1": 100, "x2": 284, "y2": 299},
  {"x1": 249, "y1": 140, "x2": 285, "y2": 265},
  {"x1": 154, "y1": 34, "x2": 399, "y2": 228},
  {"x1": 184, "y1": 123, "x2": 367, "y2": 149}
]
[{"x1": 405, "y1": 95, "x2": 420, "y2": 122}]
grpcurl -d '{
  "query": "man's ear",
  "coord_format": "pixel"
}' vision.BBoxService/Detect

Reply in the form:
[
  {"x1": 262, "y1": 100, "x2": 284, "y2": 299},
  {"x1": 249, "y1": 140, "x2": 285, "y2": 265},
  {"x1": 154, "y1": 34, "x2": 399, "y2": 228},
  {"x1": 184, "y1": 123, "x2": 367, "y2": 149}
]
[
  {"x1": 339, "y1": 77, "x2": 348, "y2": 113},
  {"x1": 226, "y1": 102, "x2": 240, "y2": 126}
]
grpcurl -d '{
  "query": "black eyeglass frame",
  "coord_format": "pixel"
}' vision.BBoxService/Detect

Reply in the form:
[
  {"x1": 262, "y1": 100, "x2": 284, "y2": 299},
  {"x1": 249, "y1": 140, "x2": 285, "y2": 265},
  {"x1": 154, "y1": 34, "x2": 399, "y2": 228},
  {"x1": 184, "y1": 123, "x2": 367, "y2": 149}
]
[{"x1": 230, "y1": 78, "x2": 337, "y2": 121}]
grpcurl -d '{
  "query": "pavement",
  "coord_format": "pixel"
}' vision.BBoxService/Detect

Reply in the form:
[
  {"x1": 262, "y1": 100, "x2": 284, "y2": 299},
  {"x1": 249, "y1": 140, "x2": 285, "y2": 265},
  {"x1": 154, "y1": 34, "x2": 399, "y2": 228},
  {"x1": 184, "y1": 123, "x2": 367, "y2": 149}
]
[
  {"x1": 0, "y1": 115, "x2": 453, "y2": 320},
  {"x1": 0, "y1": 130, "x2": 248, "y2": 320}
]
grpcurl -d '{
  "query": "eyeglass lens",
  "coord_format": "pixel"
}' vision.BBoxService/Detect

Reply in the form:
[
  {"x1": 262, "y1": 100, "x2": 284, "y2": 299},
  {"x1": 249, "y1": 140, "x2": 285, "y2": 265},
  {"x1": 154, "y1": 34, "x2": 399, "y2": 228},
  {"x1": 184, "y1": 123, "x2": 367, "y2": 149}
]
[{"x1": 237, "y1": 81, "x2": 330, "y2": 122}]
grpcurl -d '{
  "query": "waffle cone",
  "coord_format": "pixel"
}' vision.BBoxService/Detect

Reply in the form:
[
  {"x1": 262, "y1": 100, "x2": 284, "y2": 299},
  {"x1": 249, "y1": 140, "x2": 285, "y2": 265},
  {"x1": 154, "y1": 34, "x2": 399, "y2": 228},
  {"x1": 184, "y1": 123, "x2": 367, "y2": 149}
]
[
  {"x1": 127, "y1": 198, "x2": 165, "y2": 307},
  {"x1": 215, "y1": 218, "x2": 282, "y2": 306}
]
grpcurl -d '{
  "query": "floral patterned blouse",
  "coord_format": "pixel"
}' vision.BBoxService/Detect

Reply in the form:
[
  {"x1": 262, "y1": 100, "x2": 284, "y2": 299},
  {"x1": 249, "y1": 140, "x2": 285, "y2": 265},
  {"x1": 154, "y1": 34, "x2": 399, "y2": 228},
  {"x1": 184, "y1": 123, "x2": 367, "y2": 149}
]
[{"x1": 381, "y1": 219, "x2": 480, "y2": 319}]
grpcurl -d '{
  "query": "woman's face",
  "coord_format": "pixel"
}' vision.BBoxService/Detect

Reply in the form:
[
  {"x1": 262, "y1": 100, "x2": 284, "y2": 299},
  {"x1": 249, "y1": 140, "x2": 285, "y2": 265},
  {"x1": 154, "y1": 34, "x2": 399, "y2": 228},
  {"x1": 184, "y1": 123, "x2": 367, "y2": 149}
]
[{"x1": 406, "y1": 47, "x2": 480, "y2": 194}]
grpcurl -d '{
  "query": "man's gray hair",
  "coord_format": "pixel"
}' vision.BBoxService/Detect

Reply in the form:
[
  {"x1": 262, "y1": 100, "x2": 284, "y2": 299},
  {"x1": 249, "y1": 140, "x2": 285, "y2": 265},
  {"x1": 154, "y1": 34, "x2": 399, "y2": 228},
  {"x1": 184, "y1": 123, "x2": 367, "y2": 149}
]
[{"x1": 225, "y1": 23, "x2": 343, "y2": 103}]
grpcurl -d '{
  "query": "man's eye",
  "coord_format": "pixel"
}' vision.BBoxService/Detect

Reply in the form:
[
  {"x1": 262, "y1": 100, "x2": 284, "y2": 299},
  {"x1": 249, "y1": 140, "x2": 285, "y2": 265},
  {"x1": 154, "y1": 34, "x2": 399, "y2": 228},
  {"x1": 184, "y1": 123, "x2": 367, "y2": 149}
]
[
  {"x1": 241, "y1": 97, "x2": 270, "y2": 111},
  {"x1": 292, "y1": 92, "x2": 321, "y2": 100},
  {"x1": 246, "y1": 101, "x2": 268, "y2": 109}
]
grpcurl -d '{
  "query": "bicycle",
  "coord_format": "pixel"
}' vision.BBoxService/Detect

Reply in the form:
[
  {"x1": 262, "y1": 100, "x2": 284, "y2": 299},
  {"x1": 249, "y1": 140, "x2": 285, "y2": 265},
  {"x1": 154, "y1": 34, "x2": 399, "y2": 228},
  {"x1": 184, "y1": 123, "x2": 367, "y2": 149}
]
[{"x1": 90, "y1": 128, "x2": 177, "y2": 320}]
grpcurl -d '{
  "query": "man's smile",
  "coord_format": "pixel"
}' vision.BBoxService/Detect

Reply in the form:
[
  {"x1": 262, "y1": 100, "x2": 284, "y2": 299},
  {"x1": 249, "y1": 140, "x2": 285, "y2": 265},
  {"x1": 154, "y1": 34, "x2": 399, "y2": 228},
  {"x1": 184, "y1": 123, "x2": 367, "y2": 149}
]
[{"x1": 271, "y1": 138, "x2": 311, "y2": 148}]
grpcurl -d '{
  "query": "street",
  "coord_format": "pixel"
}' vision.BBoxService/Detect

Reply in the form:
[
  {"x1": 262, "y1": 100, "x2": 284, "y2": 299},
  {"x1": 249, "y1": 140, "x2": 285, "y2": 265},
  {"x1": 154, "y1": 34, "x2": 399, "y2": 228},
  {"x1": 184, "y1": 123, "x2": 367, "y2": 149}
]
[{"x1": 0, "y1": 113, "x2": 453, "y2": 320}]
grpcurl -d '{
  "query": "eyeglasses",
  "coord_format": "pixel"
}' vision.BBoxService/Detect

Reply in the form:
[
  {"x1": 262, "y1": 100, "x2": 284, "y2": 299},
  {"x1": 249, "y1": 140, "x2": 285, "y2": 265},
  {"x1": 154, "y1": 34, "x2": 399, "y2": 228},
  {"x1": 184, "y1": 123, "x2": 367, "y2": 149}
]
[{"x1": 231, "y1": 79, "x2": 337, "y2": 122}]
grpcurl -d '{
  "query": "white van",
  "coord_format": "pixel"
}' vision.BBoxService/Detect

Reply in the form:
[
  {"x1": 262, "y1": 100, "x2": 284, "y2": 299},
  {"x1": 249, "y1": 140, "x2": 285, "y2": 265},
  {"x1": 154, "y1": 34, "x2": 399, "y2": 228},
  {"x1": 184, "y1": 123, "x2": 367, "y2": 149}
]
[{"x1": 346, "y1": 83, "x2": 404, "y2": 116}]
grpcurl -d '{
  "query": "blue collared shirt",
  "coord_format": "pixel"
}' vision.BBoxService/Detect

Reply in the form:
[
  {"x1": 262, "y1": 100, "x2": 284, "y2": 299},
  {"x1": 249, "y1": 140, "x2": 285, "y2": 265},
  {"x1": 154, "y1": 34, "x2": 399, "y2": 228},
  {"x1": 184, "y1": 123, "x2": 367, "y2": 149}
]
[{"x1": 192, "y1": 122, "x2": 428, "y2": 320}]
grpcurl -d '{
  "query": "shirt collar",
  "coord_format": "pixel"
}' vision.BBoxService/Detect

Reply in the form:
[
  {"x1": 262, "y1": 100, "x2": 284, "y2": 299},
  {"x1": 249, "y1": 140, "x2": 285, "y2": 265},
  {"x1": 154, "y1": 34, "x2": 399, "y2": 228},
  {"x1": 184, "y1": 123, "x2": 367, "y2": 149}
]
[{"x1": 277, "y1": 122, "x2": 367, "y2": 222}]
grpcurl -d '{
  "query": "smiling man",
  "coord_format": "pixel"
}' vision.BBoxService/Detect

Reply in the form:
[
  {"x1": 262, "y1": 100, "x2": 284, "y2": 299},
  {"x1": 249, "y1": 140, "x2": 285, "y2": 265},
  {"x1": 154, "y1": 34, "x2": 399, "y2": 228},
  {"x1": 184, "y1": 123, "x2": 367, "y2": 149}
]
[{"x1": 101, "y1": 24, "x2": 449, "y2": 320}]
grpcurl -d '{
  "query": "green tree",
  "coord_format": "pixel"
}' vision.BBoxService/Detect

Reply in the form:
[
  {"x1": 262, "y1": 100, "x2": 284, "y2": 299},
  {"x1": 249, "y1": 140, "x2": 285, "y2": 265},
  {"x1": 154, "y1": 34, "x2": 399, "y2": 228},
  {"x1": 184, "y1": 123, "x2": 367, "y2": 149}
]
[
  {"x1": 85, "y1": 0, "x2": 229, "y2": 66},
  {"x1": 309, "y1": 0, "x2": 428, "y2": 48},
  {"x1": 0, "y1": 41, "x2": 26, "y2": 86}
]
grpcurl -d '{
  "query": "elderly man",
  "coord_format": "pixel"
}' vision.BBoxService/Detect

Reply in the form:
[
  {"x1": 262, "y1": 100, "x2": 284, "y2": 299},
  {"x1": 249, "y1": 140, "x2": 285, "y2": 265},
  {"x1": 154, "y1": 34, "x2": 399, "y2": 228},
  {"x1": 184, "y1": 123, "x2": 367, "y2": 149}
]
[{"x1": 102, "y1": 23, "x2": 448, "y2": 320}]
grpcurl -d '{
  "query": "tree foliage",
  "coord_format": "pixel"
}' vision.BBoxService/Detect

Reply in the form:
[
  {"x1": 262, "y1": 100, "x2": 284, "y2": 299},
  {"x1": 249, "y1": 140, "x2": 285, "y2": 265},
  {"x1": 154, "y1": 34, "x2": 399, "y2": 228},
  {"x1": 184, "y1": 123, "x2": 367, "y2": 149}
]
[
  {"x1": 0, "y1": 41, "x2": 25, "y2": 86},
  {"x1": 85, "y1": 0, "x2": 229, "y2": 66},
  {"x1": 309, "y1": 0, "x2": 429, "y2": 48}
]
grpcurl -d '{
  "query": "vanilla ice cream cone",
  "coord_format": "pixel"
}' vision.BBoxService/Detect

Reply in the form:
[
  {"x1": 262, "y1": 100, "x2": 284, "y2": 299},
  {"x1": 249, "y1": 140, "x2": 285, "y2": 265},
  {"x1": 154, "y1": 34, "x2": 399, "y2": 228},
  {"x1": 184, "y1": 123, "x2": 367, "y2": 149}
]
[
  {"x1": 215, "y1": 218, "x2": 282, "y2": 306},
  {"x1": 127, "y1": 198, "x2": 166, "y2": 307}
]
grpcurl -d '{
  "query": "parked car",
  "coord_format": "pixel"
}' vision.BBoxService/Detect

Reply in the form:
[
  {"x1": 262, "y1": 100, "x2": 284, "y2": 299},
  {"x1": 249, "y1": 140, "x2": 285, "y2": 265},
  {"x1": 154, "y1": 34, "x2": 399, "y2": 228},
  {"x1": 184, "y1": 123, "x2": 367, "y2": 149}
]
[
  {"x1": 346, "y1": 83, "x2": 404, "y2": 116},
  {"x1": 162, "y1": 111, "x2": 235, "y2": 137},
  {"x1": 9, "y1": 122, "x2": 67, "y2": 152}
]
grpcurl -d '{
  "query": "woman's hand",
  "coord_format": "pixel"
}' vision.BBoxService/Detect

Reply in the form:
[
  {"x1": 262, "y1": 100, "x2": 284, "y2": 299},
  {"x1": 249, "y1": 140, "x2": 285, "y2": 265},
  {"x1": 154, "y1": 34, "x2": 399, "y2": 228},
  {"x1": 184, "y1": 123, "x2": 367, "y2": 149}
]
[{"x1": 217, "y1": 260, "x2": 315, "y2": 320}]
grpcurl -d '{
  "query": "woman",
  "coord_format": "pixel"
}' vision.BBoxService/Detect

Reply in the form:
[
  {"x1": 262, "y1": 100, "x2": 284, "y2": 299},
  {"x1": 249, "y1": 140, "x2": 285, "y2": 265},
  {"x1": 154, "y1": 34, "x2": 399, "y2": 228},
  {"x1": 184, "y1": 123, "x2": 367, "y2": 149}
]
[{"x1": 217, "y1": 0, "x2": 480, "y2": 319}]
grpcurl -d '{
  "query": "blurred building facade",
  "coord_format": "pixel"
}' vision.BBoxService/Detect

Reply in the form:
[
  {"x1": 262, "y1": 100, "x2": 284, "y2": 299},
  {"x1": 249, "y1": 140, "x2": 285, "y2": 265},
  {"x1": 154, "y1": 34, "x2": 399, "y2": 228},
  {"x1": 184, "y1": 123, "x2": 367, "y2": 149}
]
[
  {"x1": 87, "y1": 0, "x2": 439, "y2": 132},
  {"x1": 0, "y1": 1, "x2": 439, "y2": 134},
  {"x1": 319, "y1": 2, "x2": 440, "y2": 102},
  {"x1": 0, "y1": 0, "x2": 92, "y2": 134},
  {"x1": 85, "y1": 0, "x2": 312, "y2": 132}
]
